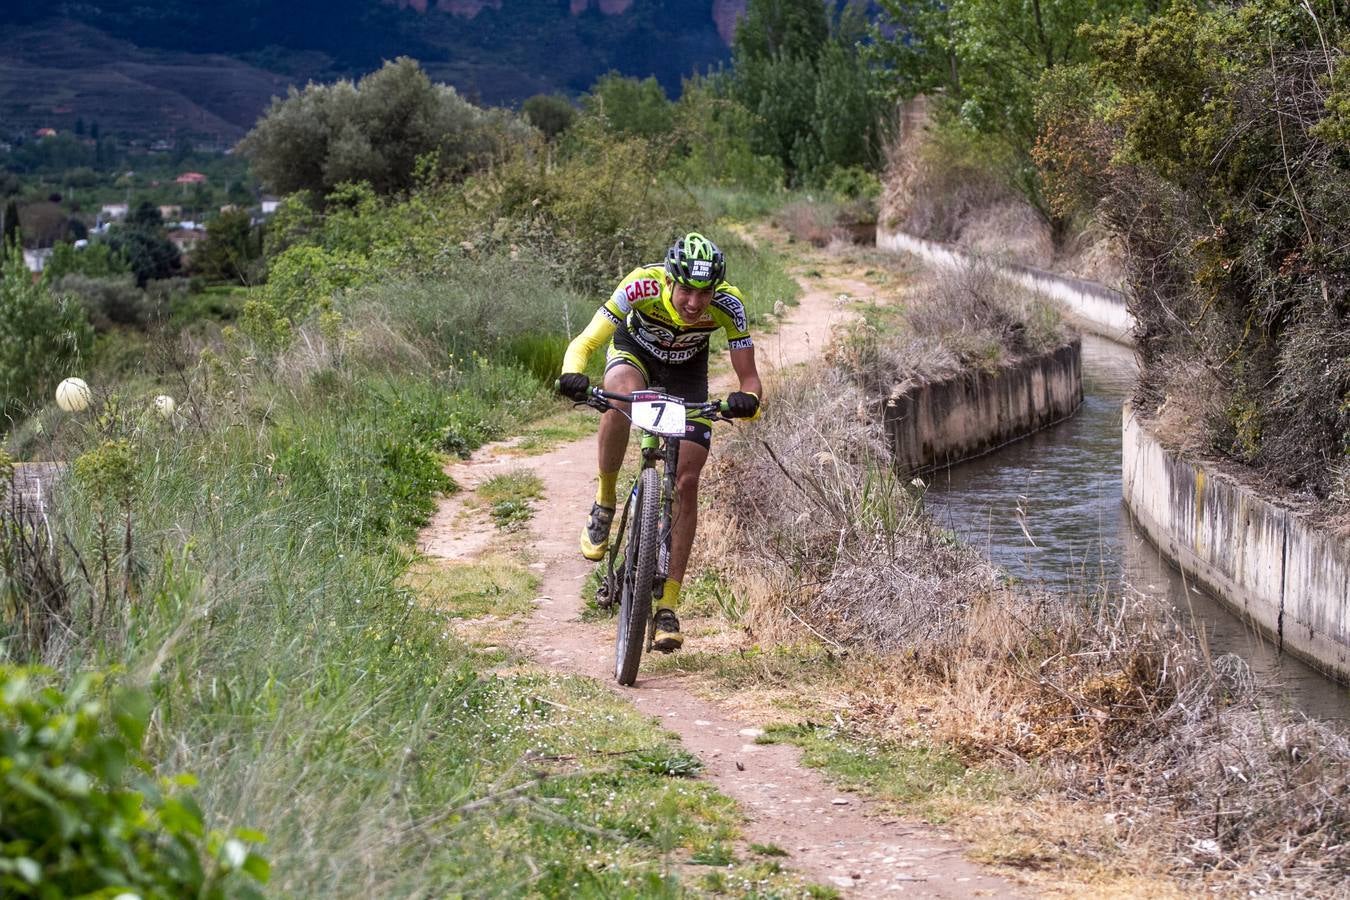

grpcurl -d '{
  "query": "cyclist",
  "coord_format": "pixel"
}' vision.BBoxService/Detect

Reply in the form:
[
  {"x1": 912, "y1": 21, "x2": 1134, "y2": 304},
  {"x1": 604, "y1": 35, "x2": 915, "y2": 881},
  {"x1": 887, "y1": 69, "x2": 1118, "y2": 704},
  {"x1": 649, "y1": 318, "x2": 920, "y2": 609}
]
[{"x1": 557, "y1": 232, "x2": 762, "y2": 652}]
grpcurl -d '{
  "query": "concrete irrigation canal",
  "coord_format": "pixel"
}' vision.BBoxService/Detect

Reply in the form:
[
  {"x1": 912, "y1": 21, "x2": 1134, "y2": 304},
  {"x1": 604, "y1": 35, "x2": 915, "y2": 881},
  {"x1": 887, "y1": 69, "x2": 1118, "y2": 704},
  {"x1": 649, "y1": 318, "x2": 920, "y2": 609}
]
[{"x1": 877, "y1": 230, "x2": 1350, "y2": 723}]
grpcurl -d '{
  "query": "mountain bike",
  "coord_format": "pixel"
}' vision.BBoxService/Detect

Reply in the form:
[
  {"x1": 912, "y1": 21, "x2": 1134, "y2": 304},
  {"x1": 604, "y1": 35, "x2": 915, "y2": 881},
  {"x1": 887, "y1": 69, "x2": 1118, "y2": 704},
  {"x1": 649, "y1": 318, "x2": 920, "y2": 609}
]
[{"x1": 575, "y1": 387, "x2": 730, "y2": 686}]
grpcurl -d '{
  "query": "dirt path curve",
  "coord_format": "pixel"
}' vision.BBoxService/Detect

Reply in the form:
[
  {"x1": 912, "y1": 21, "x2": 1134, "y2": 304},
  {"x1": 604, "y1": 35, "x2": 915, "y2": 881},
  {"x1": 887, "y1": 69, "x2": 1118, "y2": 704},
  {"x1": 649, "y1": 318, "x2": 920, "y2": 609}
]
[{"x1": 420, "y1": 252, "x2": 1023, "y2": 897}]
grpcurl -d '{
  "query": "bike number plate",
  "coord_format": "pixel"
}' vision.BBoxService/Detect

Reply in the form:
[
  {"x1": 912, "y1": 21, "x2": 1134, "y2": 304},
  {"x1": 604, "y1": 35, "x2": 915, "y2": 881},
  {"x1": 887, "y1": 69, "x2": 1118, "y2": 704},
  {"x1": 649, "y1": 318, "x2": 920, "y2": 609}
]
[{"x1": 630, "y1": 390, "x2": 686, "y2": 437}]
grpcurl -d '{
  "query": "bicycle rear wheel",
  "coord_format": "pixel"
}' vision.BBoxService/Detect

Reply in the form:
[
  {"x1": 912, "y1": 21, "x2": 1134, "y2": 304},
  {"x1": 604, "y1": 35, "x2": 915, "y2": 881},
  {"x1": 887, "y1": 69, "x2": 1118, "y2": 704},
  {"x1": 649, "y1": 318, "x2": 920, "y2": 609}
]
[{"x1": 615, "y1": 467, "x2": 660, "y2": 686}]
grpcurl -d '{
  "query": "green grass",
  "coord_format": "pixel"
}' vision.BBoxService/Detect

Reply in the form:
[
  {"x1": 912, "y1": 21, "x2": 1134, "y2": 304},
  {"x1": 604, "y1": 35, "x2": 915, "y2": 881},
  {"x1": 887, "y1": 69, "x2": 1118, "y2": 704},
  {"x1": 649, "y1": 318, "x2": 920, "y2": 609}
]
[
  {"x1": 514, "y1": 409, "x2": 599, "y2": 455},
  {"x1": 478, "y1": 469, "x2": 544, "y2": 530},
  {"x1": 755, "y1": 723, "x2": 1008, "y2": 821},
  {"x1": 405, "y1": 555, "x2": 539, "y2": 620}
]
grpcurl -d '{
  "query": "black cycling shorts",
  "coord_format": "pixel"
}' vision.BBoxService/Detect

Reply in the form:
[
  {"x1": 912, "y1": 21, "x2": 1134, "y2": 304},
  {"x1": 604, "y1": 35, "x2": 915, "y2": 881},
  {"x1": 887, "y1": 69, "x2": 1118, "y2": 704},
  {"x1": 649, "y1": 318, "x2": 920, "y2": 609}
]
[{"x1": 605, "y1": 328, "x2": 713, "y2": 449}]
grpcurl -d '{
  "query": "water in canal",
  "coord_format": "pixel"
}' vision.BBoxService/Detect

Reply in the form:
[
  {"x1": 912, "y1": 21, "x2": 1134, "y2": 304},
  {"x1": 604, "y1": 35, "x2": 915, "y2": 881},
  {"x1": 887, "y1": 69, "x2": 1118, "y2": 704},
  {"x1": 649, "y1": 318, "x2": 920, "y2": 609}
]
[{"x1": 925, "y1": 333, "x2": 1350, "y2": 722}]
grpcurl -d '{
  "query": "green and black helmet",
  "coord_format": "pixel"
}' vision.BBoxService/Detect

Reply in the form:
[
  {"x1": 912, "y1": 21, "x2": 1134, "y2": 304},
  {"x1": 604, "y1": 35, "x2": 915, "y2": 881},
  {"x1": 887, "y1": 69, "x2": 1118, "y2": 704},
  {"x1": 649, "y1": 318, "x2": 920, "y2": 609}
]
[{"x1": 665, "y1": 232, "x2": 725, "y2": 289}]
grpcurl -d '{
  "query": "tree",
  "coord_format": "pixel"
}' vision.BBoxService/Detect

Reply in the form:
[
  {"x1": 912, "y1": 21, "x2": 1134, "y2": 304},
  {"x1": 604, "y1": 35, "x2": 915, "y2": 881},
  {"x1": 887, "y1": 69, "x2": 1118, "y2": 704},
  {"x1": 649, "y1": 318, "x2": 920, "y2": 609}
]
[
  {"x1": 732, "y1": 0, "x2": 886, "y2": 184},
  {"x1": 1035, "y1": 0, "x2": 1348, "y2": 495},
  {"x1": 226, "y1": 179, "x2": 254, "y2": 207},
  {"x1": 193, "y1": 209, "x2": 260, "y2": 284},
  {"x1": 125, "y1": 201, "x2": 163, "y2": 231},
  {"x1": 522, "y1": 94, "x2": 577, "y2": 141},
  {"x1": 871, "y1": 0, "x2": 1147, "y2": 210},
  {"x1": 103, "y1": 226, "x2": 180, "y2": 287},
  {"x1": 0, "y1": 240, "x2": 93, "y2": 418},
  {"x1": 733, "y1": 0, "x2": 830, "y2": 62},
  {"x1": 1, "y1": 200, "x2": 17, "y2": 260},
  {"x1": 42, "y1": 242, "x2": 128, "y2": 282},
  {"x1": 581, "y1": 74, "x2": 673, "y2": 138},
  {"x1": 238, "y1": 57, "x2": 534, "y2": 198}
]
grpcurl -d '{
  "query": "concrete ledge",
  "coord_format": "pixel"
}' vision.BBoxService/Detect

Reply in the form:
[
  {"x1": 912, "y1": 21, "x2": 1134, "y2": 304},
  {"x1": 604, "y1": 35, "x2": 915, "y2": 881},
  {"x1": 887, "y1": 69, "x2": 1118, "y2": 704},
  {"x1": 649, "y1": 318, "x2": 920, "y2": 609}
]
[
  {"x1": 1122, "y1": 408, "x2": 1350, "y2": 682},
  {"x1": 884, "y1": 340, "x2": 1083, "y2": 474},
  {"x1": 876, "y1": 227, "x2": 1135, "y2": 346}
]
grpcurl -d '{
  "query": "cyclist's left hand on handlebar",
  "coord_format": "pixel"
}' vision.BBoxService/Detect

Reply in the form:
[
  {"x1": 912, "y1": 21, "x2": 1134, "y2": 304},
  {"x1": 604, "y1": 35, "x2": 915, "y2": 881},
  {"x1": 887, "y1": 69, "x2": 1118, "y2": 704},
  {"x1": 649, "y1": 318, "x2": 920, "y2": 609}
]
[
  {"x1": 557, "y1": 373, "x2": 590, "y2": 401},
  {"x1": 725, "y1": 391, "x2": 760, "y2": 419}
]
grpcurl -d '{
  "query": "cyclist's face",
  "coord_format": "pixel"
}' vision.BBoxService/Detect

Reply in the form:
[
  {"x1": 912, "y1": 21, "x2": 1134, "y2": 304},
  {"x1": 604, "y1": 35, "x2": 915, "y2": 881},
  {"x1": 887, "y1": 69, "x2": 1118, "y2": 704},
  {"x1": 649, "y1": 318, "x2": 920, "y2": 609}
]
[{"x1": 672, "y1": 283, "x2": 714, "y2": 321}]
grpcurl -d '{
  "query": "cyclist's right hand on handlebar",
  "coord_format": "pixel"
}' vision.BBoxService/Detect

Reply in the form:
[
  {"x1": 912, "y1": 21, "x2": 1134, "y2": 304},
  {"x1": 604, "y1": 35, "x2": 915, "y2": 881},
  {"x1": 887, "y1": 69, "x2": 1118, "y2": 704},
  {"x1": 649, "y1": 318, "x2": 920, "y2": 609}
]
[
  {"x1": 557, "y1": 373, "x2": 590, "y2": 401},
  {"x1": 725, "y1": 391, "x2": 760, "y2": 419}
]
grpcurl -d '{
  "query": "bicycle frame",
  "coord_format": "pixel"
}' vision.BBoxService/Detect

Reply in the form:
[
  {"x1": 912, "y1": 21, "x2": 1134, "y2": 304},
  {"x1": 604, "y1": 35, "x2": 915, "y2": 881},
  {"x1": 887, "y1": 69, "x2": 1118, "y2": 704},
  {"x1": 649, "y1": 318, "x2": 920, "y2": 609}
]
[{"x1": 581, "y1": 387, "x2": 727, "y2": 669}]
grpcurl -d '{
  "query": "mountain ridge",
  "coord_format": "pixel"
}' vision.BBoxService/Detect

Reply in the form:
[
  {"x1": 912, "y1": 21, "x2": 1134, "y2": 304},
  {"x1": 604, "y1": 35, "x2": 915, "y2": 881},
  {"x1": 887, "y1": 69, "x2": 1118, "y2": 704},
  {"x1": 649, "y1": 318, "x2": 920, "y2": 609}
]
[{"x1": 1, "y1": 2, "x2": 745, "y2": 142}]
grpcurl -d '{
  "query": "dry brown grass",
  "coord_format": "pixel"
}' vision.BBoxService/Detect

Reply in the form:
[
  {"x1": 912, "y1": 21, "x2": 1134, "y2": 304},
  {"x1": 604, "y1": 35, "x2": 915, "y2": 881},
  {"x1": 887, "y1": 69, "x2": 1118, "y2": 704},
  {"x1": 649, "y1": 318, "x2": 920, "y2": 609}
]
[
  {"x1": 696, "y1": 356, "x2": 1350, "y2": 895},
  {"x1": 882, "y1": 98, "x2": 1052, "y2": 267},
  {"x1": 774, "y1": 198, "x2": 848, "y2": 247}
]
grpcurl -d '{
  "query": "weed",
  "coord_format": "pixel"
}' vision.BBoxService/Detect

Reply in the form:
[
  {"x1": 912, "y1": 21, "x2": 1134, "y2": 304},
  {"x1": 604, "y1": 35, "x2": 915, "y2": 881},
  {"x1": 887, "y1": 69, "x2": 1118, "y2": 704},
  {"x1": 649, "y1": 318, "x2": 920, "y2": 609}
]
[
  {"x1": 622, "y1": 746, "x2": 705, "y2": 779},
  {"x1": 479, "y1": 470, "x2": 544, "y2": 531},
  {"x1": 690, "y1": 843, "x2": 737, "y2": 866},
  {"x1": 749, "y1": 843, "x2": 789, "y2": 857},
  {"x1": 403, "y1": 556, "x2": 537, "y2": 620}
]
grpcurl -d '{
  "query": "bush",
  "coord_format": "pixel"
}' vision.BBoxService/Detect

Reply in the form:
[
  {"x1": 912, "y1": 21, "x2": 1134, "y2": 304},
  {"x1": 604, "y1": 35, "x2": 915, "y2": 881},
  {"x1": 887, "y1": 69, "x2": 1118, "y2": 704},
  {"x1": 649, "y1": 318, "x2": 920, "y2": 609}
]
[
  {"x1": 51, "y1": 273, "x2": 158, "y2": 331},
  {"x1": 1040, "y1": 0, "x2": 1350, "y2": 497},
  {"x1": 239, "y1": 58, "x2": 534, "y2": 198},
  {"x1": 0, "y1": 246, "x2": 93, "y2": 419},
  {"x1": 0, "y1": 667, "x2": 268, "y2": 899},
  {"x1": 42, "y1": 241, "x2": 128, "y2": 282},
  {"x1": 522, "y1": 93, "x2": 576, "y2": 141}
]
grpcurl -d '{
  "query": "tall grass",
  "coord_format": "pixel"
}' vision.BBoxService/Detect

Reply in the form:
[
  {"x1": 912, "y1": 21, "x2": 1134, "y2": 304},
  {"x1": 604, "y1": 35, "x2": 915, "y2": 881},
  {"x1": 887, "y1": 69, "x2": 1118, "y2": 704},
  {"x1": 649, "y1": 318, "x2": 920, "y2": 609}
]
[{"x1": 2, "y1": 245, "x2": 775, "y2": 894}]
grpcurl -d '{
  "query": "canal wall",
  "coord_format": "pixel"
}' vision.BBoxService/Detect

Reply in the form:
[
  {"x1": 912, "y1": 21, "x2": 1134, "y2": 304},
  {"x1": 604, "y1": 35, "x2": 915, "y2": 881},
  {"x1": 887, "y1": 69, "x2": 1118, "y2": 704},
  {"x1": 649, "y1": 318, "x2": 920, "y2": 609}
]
[
  {"x1": 876, "y1": 228, "x2": 1136, "y2": 346},
  {"x1": 884, "y1": 340, "x2": 1083, "y2": 474},
  {"x1": 1122, "y1": 409, "x2": 1350, "y2": 681}
]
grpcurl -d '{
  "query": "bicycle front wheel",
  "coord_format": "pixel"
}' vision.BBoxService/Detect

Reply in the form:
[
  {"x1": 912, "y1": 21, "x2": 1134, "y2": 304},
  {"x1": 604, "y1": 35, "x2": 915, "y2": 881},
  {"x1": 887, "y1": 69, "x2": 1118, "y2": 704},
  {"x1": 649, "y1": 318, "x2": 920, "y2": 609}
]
[{"x1": 615, "y1": 467, "x2": 660, "y2": 686}]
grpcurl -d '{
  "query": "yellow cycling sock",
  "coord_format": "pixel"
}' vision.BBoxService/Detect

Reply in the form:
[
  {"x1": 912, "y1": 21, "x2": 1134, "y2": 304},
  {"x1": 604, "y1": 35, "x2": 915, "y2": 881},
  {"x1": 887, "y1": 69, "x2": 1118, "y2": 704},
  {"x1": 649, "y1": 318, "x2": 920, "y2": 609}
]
[
  {"x1": 658, "y1": 578, "x2": 682, "y2": 611},
  {"x1": 596, "y1": 470, "x2": 619, "y2": 508}
]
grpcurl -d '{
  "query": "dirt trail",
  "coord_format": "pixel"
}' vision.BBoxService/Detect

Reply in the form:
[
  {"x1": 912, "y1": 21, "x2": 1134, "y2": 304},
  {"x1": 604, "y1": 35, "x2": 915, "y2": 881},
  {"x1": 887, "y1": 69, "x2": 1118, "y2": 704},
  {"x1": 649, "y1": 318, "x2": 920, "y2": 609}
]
[{"x1": 419, "y1": 252, "x2": 1023, "y2": 897}]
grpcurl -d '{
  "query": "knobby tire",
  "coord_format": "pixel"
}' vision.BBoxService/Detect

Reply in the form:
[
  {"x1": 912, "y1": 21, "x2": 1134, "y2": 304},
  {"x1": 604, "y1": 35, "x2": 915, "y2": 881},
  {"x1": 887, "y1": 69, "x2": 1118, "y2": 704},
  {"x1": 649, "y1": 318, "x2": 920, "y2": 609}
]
[{"x1": 615, "y1": 467, "x2": 660, "y2": 686}]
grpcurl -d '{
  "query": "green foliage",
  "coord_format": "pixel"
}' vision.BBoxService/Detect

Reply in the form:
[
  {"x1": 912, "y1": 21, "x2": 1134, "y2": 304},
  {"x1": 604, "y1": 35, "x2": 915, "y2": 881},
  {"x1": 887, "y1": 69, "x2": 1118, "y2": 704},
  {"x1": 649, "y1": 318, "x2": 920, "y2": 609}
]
[
  {"x1": 582, "y1": 73, "x2": 674, "y2": 138},
  {"x1": 238, "y1": 58, "x2": 534, "y2": 198},
  {"x1": 52, "y1": 274, "x2": 158, "y2": 332},
  {"x1": 733, "y1": 0, "x2": 830, "y2": 61},
  {"x1": 671, "y1": 74, "x2": 785, "y2": 192},
  {"x1": 622, "y1": 746, "x2": 705, "y2": 779},
  {"x1": 126, "y1": 200, "x2": 164, "y2": 231},
  {"x1": 240, "y1": 244, "x2": 367, "y2": 347},
  {"x1": 1044, "y1": 0, "x2": 1350, "y2": 495},
  {"x1": 42, "y1": 242, "x2": 129, "y2": 282},
  {"x1": 731, "y1": 0, "x2": 887, "y2": 185},
  {"x1": 103, "y1": 224, "x2": 181, "y2": 287},
  {"x1": 193, "y1": 209, "x2": 263, "y2": 285},
  {"x1": 0, "y1": 667, "x2": 268, "y2": 899},
  {"x1": 1, "y1": 200, "x2": 18, "y2": 256},
  {"x1": 0, "y1": 244, "x2": 93, "y2": 419},
  {"x1": 522, "y1": 93, "x2": 577, "y2": 141},
  {"x1": 873, "y1": 0, "x2": 1148, "y2": 211}
]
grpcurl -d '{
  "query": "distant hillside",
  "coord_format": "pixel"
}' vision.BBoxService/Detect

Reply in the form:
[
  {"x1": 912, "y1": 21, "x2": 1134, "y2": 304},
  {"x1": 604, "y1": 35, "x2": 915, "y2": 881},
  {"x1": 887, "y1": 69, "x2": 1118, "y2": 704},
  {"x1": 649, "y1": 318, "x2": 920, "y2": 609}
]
[{"x1": 1, "y1": 1, "x2": 743, "y2": 142}]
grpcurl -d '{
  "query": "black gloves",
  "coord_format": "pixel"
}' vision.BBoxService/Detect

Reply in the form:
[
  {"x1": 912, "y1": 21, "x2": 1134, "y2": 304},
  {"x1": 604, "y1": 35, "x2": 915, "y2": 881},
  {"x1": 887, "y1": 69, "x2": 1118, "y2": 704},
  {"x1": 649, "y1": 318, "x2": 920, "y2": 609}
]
[
  {"x1": 725, "y1": 391, "x2": 760, "y2": 419},
  {"x1": 558, "y1": 373, "x2": 590, "y2": 401}
]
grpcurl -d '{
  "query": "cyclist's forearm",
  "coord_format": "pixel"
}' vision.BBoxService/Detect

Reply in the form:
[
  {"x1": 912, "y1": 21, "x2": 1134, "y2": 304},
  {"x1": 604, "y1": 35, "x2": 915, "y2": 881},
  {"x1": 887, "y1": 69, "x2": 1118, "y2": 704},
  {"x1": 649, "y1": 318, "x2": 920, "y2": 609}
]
[{"x1": 562, "y1": 309, "x2": 617, "y2": 373}]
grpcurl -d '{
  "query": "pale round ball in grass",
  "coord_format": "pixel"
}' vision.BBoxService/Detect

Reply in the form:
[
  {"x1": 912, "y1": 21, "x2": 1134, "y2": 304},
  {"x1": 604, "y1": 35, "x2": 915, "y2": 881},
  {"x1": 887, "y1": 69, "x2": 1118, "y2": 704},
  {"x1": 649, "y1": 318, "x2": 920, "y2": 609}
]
[
  {"x1": 153, "y1": 395, "x2": 176, "y2": 419},
  {"x1": 55, "y1": 377, "x2": 92, "y2": 413}
]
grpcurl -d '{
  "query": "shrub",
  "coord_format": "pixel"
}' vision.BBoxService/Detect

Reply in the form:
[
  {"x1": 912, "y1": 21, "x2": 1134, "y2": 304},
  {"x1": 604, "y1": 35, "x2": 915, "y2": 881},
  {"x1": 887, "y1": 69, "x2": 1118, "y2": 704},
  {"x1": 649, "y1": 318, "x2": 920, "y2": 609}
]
[
  {"x1": 0, "y1": 245, "x2": 93, "y2": 419},
  {"x1": 51, "y1": 273, "x2": 157, "y2": 331},
  {"x1": 522, "y1": 93, "x2": 576, "y2": 141},
  {"x1": 1041, "y1": 0, "x2": 1350, "y2": 497},
  {"x1": 0, "y1": 667, "x2": 268, "y2": 899},
  {"x1": 239, "y1": 58, "x2": 534, "y2": 198}
]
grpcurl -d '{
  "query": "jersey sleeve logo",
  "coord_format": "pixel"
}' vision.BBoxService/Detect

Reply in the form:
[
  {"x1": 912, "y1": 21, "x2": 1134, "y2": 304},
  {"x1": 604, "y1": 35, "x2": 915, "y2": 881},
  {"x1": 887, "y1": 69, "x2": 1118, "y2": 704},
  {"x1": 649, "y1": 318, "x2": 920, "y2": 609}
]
[
  {"x1": 624, "y1": 278, "x2": 662, "y2": 302},
  {"x1": 713, "y1": 292, "x2": 748, "y2": 332}
]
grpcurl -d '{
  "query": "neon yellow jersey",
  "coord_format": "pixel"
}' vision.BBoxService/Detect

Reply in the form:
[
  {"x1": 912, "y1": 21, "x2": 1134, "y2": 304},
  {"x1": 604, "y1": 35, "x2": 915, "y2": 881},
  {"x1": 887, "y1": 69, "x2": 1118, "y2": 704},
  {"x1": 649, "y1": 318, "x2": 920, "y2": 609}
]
[{"x1": 598, "y1": 264, "x2": 754, "y2": 365}]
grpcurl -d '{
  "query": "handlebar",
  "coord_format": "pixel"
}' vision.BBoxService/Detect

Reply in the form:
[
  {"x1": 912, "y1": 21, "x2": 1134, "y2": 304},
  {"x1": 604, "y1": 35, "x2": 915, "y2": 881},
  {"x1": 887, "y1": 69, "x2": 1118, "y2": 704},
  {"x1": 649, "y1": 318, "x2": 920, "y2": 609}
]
[{"x1": 553, "y1": 380, "x2": 730, "y2": 419}]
